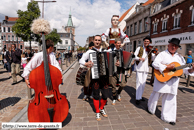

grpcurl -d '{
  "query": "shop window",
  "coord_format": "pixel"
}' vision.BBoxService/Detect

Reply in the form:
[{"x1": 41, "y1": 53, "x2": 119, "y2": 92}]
[
  {"x1": 173, "y1": 14, "x2": 180, "y2": 28},
  {"x1": 162, "y1": 19, "x2": 167, "y2": 31}
]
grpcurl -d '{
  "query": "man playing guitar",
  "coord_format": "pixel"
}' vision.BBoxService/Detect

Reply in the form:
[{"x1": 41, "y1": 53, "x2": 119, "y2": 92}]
[{"x1": 147, "y1": 38, "x2": 194, "y2": 125}]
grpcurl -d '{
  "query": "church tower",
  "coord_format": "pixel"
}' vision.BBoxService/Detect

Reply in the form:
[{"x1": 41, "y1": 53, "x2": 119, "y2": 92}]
[{"x1": 65, "y1": 9, "x2": 75, "y2": 40}]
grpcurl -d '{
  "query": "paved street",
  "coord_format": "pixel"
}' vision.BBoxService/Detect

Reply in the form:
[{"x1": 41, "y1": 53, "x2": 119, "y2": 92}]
[{"x1": 0, "y1": 61, "x2": 194, "y2": 130}]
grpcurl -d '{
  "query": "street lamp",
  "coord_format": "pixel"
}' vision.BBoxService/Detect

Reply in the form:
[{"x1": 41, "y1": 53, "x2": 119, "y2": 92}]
[{"x1": 34, "y1": 0, "x2": 56, "y2": 18}]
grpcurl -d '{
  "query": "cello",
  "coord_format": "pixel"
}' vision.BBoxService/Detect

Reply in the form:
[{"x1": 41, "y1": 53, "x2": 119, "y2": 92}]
[{"x1": 28, "y1": 19, "x2": 69, "y2": 122}]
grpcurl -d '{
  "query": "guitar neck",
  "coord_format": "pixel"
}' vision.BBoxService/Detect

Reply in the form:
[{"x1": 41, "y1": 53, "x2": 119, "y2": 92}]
[{"x1": 175, "y1": 63, "x2": 192, "y2": 70}]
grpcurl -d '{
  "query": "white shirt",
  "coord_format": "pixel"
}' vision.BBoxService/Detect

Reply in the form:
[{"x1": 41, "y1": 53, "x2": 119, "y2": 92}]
[
  {"x1": 22, "y1": 52, "x2": 62, "y2": 79},
  {"x1": 79, "y1": 47, "x2": 102, "y2": 66},
  {"x1": 102, "y1": 28, "x2": 130, "y2": 43},
  {"x1": 134, "y1": 46, "x2": 152, "y2": 72},
  {"x1": 21, "y1": 57, "x2": 27, "y2": 64},
  {"x1": 152, "y1": 50, "x2": 194, "y2": 95}
]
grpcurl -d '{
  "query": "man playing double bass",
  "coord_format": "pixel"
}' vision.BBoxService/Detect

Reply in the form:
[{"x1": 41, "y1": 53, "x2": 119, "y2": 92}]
[
  {"x1": 79, "y1": 35, "x2": 109, "y2": 121},
  {"x1": 22, "y1": 39, "x2": 62, "y2": 88},
  {"x1": 147, "y1": 38, "x2": 194, "y2": 125}
]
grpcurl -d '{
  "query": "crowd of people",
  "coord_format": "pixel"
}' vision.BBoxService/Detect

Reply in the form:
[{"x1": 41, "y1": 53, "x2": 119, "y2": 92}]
[{"x1": 76, "y1": 15, "x2": 194, "y2": 124}]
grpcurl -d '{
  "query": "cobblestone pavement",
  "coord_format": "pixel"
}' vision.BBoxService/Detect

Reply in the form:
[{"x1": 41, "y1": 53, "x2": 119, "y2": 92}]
[
  {"x1": 12, "y1": 62, "x2": 194, "y2": 130},
  {"x1": 0, "y1": 59, "x2": 74, "y2": 126}
]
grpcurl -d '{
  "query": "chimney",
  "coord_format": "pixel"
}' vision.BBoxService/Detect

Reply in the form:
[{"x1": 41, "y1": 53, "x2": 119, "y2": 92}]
[{"x1": 5, "y1": 16, "x2": 8, "y2": 21}]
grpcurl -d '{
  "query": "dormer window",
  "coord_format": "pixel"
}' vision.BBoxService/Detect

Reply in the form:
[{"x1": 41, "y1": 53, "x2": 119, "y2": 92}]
[{"x1": 173, "y1": 14, "x2": 180, "y2": 28}]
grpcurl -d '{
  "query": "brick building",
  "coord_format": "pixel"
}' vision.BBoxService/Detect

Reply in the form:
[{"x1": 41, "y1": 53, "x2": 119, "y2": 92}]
[
  {"x1": 85, "y1": 36, "x2": 94, "y2": 48},
  {"x1": 1, "y1": 16, "x2": 24, "y2": 50},
  {"x1": 125, "y1": 0, "x2": 154, "y2": 53},
  {"x1": 150, "y1": 0, "x2": 194, "y2": 55}
]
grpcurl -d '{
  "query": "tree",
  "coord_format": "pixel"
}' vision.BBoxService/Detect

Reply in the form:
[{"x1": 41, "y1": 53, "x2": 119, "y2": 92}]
[
  {"x1": 12, "y1": 1, "x2": 41, "y2": 50},
  {"x1": 45, "y1": 29, "x2": 62, "y2": 45}
]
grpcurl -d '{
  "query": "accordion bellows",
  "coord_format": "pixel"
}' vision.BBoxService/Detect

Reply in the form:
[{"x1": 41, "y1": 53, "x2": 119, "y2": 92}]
[{"x1": 31, "y1": 18, "x2": 51, "y2": 35}]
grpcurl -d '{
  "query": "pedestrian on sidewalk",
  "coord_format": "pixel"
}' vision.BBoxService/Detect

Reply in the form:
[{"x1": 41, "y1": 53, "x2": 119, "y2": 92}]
[
  {"x1": 184, "y1": 50, "x2": 193, "y2": 79},
  {"x1": 6, "y1": 47, "x2": 12, "y2": 78},
  {"x1": 11, "y1": 44, "x2": 22, "y2": 85},
  {"x1": 79, "y1": 35, "x2": 109, "y2": 121},
  {"x1": 22, "y1": 39, "x2": 62, "y2": 88},
  {"x1": 147, "y1": 38, "x2": 194, "y2": 125}
]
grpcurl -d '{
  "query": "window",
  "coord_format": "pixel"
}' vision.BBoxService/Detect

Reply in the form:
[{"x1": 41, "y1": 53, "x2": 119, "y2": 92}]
[
  {"x1": 191, "y1": 9, "x2": 194, "y2": 25},
  {"x1": 173, "y1": 14, "x2": 180, "y2": 28},
  {"x1": 127, "y1": 26, "x2": 129, "y2": 36},
  {"x1": 153, "y1": 23, "x2": 158, "y2": 33},
  {"x1": 65, "y1": 40, "x2": 68, "y2": 44},
  {"x1": 144, "y1": 17, "x2": 148, "y2": 32},
  {"x1": 1, "y1": 36, "x2": 3, "y2": 40},
  {"x1": 162, "y1": 19, "x2": 167, "y2": 31},
  {"x1": 60, "y1": 41, "x2": 62, "y2": 44},
  {"x1": 8, "y1": 27, "x2": 10, "y2": 32},
  {"x1": 4, "y1": 35, "x2": 6, "y2": 41},
  {"x1": 130, "y1": 24, "x2": 133, "y2": 36},
  {"x1": 129, "y1": 43, "x2": 132, "y2": 52},
  {"x1": 20, "y1": 45, "x2": 22, "y2": 49},
  {"x1": 66, "y1": 34, "x2": 69, "y2": 37},
  {"x1": 60, "y1": 35, "x2": 63, "y2": 37},
  {"x1": 3, "y1": 27, "x2": 5, "y2": 32},
  {"x1": 134, "y1": 22, "x2": 137, "y2": 35},
  {"x1": 138, "y1": 40, "x2": 141, "y2": 46},
  {"x1": 4, "y1": 45, "x2": 6, "y2": 49},
  {"x1": 8, "y1": 35, "x2": 10, "y2": 41},
  {"x1": 12, "y1": 35, "x2": 14, "y2": 41},
  {"x1": 171, "y1": 0, "x2": 178, "y2": 4},
  {"x1": 139, "y1": 20, "x2": 142, "y2": 33}
]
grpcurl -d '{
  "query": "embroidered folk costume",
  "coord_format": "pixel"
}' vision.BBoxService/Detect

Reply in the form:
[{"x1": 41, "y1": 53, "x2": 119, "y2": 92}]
[
  {"x1": 79, "y1": 35, "x2": 109, "y2": 121},
  {"x1": 101, "y1": 15, "x2": 130, "y2": 48}
]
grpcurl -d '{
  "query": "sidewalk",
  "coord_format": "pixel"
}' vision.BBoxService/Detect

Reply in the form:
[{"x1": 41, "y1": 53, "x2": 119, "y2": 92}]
[{"x1": 9, "y1": 63, "x2": 194, "y2": 130}]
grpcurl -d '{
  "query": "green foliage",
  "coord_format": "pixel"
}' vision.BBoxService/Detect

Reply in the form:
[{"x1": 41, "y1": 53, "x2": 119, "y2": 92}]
[
  {"x1": 45, "y1": 29, "x2": 62, "y2": 45},
  {"x1": 77, "y1": 46, "x2": 86, "y2": 51},
  {"x1": 12, "y1": 1, "x2": 41, "y2": 42}
]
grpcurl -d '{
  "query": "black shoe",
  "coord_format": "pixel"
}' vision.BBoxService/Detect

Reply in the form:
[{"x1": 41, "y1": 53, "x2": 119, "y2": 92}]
[
  {"x1": 169, "y1": 122, "x2": 176, "y2": 125},
  {"x1": 141, "y1": 97, "x2": 146, "y2": 101},
  {"x1": 136, "y1": 100, "x2": 140, "y2": 105},
  {"x1": 11, "y1": 82, "x2": 17, "y2": 85}
]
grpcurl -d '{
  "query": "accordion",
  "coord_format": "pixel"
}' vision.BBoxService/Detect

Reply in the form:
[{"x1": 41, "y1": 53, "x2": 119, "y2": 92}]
[
  {"x1": 89, "y1": 52, "x2": 108, "y2": 79},
  {"x1": 107, "y1": 50, "x2": 135, "y2": 76}
]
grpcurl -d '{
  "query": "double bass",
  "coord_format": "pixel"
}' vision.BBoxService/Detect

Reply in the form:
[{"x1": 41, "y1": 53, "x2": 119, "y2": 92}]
[{"x1": 28, "y1": 33, "x2": 69, "y2": 122}]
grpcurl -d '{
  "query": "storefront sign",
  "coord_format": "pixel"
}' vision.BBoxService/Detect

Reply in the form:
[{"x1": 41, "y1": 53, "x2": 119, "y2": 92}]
[{"x1": 150, "y1": 32, "x2": 194, "y2": 46}]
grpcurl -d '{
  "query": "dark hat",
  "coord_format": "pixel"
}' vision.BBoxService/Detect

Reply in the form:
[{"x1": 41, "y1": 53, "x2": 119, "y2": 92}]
[
  {"x1": 168, "y1": 38, "x2": 181, "y2": 47},
  {"x1": 143, "y1": 36, "x2": 152, "y2": 43},
  {"x1": 89, "y1": 42, "x2": 94, "y2": 47}
]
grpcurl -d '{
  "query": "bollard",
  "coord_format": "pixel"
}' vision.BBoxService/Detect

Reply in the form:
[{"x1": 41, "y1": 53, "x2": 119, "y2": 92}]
[
  {"x1": 27, "y1": 87, "x2": 32, "y2": 99},
  {"x1": 186, "y1": 75, "x2": 191, "y2": 87}
]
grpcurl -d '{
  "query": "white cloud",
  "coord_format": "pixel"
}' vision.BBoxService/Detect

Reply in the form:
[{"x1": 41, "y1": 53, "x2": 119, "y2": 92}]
[{"x1": 0, "y1": 0, "x2": 140, "y2": 46}]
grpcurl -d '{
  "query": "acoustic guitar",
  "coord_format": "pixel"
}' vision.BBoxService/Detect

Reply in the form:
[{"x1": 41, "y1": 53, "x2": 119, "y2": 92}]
[{"x1": 154, "y1": 62, "x2": 193, "y2": 82}]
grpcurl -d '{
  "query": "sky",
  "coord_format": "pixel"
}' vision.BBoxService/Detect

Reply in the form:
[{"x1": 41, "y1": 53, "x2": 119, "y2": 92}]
[{"x1": 0, "y1": 0, "x2": 146, "y2": 47}]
